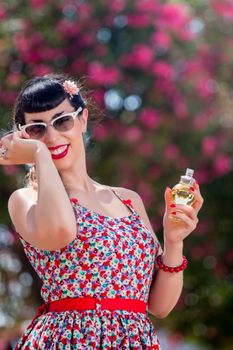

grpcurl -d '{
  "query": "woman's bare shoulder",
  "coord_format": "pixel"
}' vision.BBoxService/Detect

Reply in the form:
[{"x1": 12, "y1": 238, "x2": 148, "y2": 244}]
[{"x1": 8, "y1": 187, "x2": 37, "y2": 205}]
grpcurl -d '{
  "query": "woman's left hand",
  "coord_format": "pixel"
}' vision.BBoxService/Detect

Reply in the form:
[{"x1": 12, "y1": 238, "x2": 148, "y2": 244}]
[{"x1": 163, "y1": 181, "x2": 204, "y2": 244}]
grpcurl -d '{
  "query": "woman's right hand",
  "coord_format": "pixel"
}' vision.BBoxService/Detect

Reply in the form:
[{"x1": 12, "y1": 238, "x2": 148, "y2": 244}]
[{"x1": 0, "y1": 130, "x2": 48, "y2": 165}]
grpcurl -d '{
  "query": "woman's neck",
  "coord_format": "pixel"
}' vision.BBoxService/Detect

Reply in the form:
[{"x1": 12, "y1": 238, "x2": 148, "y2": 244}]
[{"x1": 61, "y1": 170, "x2": 97, "y2": 195}]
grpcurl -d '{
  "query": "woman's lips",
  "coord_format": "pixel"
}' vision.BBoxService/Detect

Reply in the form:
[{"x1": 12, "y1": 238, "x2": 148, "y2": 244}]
[{"x1": 50, "y1": 145, "x2": 70, "y2": 160}]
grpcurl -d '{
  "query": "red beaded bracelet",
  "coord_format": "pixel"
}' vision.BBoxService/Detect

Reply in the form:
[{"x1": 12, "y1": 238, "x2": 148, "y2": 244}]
[{"x1": 156, "y1": 254, "x2": 188, "y2": 273}]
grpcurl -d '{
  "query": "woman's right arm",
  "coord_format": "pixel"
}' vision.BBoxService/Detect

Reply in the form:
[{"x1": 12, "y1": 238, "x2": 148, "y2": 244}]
[{"x1": 4, "y1": 134, "x2": 77, "y2": 251}]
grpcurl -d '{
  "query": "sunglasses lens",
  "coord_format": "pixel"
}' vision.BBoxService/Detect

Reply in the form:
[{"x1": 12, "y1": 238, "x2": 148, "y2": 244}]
[
  {"x1": 25, "y1": 125, "x2": 46, "y2": 139},
  {"x1": 54, "y1": 115, "x2": 74, "y2": 131}
]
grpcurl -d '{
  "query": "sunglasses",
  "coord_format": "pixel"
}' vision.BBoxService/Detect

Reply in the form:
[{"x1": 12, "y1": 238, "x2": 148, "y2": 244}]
[{"x1": 18, "y1": 107, "x2": 83, "y2": 139}]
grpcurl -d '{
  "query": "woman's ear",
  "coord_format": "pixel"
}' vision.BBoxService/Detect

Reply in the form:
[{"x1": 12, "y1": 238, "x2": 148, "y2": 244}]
[{"x1": 81, "y1": 108, "x2": 88, "y2": 133}]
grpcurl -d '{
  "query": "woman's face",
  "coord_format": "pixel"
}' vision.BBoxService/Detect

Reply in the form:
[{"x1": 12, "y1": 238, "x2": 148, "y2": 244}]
[{"x1": 24, "y1": 98, "x2": 88, "y2": 170}]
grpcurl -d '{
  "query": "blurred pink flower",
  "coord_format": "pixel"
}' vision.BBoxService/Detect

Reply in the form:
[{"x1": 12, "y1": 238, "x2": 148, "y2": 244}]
[
  {"x1": 178, "y1": 156, "x2": 191, "y2": 169},
  {"x1": 24, "y1": 51, "x2": 42, "y2": 63},
  {"x1": 125, "y1": 126, "x2": 142, "y2": 142},
  {"x1": 79, "y1": 33, "x2": 95, "y2": 48},
  {"x1": 152, "y1": 62, "x2": 175, "y2": 80},
  {"x1": 93, "y1": 125, "x2": 108, "y2": 141},
  {"x1": 194, "y1": 169, "x2": 210, "y2": 183},
  {"x1": 95, "y1": 45, "x2": 108, "y2": 57},
  {"x1": 70, "y1": 59, "x2": 87, "y2": 75},
  {"x1": 214, "y1": 154, "x2": 231, "y2": 176},
  {"x1": 120, "y1": 45, "x2": 154, "y2": 69},
  {"x1": 7, "y1": 73, "x2": 21, "y2": 87},
  {"x1": 137, "y1": 141, "x2": 153, "y2": 157},
  {"x1": 0, "y1": 89, "x2": 17, "y2": 105},
  {"x1": 174, "y1": 98, "x2": 188, "y2": 119},
  {"x1": 13, "y1": 32, "x2": 48, "y2": 63},
  {"x1": 29, "y1": 0, "x2": 46, "y2": 9},
  {"x1": 137, "y1": 182, "x2": 153, "y2": 206},
  {"x1": 139, "y1": 108, "x2": 161, "y2": 129},
  {"x1": 153, "y1": 80, "x2": 178, "y2": 101},
  {"x1": 136, "y1": 0, "x2": 160, "y2": 13},
  {"x1": 157, "y1": 3, "x2": 194, "y2": 41},
  {"x1": 197, "y1": 77, "x2": 216, "y2": 99},
  {"x1": 92, "y1": 89, "x2": 105, "y2": 107},
  {"x1": 197, "y1": 45, "x2": 221, "y2": 73},
  {"x1": 164, "y1": 144, "x2": 180, "y2": 160},
  {"x1": 120, "y1": 179, "x2": 134, "y2": 189},
  {"x1": 56, "y1": 19, "x2": 82, "y2": 37},
  {"x1": 0, "y1": 4, "x2": 6, "y2": 19},
  {"x1": 152, "y1": 32, "x2": 172, "y2": 50},
  {"x1": 28, "y1": 32, "x2": 44, "y2": 47},
  {"x1": 178, "y1": 29, "x2": 195, "y2": 42},
  {"x1": 184, "y1": 60, "x2": 199, "y2": 76},
  {"x1": 202, "y1": 136, "x2": 218, "y2": 156},
  {"x1": 106, "y1": 0, "x2": 126, "y2": 13},
  {"x1": 13, "y1": 33, "x2": 28, "y2": 53},
  {"x1": 194, "y1": 108, "x2": 215, "y2": 130},
  {"x1": 3, "y1": 165, "x2": 18, "y2": 175},
  {"x1": 40, "y1": 47, "x2": 60, "y2": 61},
  {"x1": 31, "y1": 64, "x2": 52, "y2": 76},
  {"x1": 162, "y1": 3, "x2": 187, "y2": 23},
  {"x1": 148, "y1": 166, "x2": 163, "y2": 180},
  {"x1": 159, "y1": 3, "x2": 191, "y2": 29},
  {"x1": 88, "y1": 62, "x2": 121, "y2": 85},
  {"x1": 127, "y1": 14, "x2": 152, "y2": 27},
  {"x1": 212, "y1": 0, "x2": 233, "y2": 20}
]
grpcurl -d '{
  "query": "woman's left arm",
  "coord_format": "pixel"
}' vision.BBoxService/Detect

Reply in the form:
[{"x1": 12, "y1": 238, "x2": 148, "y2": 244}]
[{"x1": 148, "y1": 181, "x2": 204, "y2": 318}]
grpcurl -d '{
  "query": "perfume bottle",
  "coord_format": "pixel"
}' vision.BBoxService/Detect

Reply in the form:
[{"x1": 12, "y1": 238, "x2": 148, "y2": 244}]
[{"x1": 170, "y1": 168, "x2": 195, "y2": 221}]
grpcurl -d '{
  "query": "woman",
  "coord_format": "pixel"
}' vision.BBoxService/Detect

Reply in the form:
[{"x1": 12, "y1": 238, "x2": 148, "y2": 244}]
[{"x1": 0, "y1": 74, "x2": 203, "y2": 349}]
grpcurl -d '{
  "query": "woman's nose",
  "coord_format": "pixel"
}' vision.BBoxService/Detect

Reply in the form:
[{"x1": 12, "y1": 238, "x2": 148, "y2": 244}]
[{"x1": 43, "y1": 125, "x2": 60, "y2": 141}]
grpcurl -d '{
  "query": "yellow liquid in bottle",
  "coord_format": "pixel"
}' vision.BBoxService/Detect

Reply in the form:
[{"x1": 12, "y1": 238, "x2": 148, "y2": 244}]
[
  {"x1": 170, "y1": 184, "x2": 195, "y2": 222},
  {"x1": 171, "y1": 184, "x2": 195, "y2": 206}
]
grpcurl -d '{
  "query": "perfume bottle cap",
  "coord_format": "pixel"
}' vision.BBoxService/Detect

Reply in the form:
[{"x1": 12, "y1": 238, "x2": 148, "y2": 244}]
[
  {"x1": 180, "y1": 168, "x2": 195, "y2": 186},
  {"x1": 185, "y1": 168, "x2": 194, "y2": 178}
]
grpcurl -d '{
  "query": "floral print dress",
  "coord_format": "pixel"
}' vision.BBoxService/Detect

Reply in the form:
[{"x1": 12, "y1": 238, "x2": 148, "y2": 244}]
[{"x1": 14, "y1": 189, "x2": 162, "y2": 349}]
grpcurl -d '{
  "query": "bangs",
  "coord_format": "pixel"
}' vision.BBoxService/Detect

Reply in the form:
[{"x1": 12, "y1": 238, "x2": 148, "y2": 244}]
[{"x1": 21, "y1": 80, "x2": 66, "y2": 113}]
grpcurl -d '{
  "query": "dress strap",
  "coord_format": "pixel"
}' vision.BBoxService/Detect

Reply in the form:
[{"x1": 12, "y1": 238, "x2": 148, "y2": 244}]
[
  {"x1": 69, "y1": 198, "x2": 85, "y2": 224},
  {"x1": 110, "y1": 188, "x2": 135, "y2": 215}
]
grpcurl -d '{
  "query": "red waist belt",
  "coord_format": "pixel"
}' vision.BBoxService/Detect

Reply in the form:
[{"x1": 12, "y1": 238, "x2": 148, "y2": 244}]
[{"x1": 34, "y1": 297, "x2": 147, "y2": 322}]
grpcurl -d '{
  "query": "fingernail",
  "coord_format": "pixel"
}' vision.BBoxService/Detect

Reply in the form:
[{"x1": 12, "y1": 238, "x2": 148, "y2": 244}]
[
  {"x1": 190, "y1": 187, "x2": 195, "y2": 192},
  {"x1": 171, "y1": 211, "x2": 176, "y2": 215},
  {"x1": 169, "y1": 203, "x2": 176, "y2": 208}
]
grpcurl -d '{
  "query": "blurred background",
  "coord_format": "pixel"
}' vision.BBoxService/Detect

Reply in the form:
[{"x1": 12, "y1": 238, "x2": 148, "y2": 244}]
[{"x1": 0, "y1": 0, "x2": 233, "y2": 349}]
